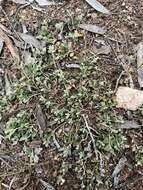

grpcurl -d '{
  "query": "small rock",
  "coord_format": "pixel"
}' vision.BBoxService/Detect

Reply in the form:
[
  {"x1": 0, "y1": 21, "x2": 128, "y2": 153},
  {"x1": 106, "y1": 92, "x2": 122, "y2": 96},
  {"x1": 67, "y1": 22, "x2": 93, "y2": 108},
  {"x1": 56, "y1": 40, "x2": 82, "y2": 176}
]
[{"x1": 115, "y1": 86, "x2": 143, "y2": 111}]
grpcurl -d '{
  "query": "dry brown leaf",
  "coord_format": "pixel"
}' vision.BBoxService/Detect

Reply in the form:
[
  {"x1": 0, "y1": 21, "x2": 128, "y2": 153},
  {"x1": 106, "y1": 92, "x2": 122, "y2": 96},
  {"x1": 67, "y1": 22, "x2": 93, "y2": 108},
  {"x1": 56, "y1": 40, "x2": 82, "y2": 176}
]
[
  {"x1": 79, "y1": 24, "x2": 106, "y2": 35},
  {"x1": 0, "y1": 38, "x2": 3, "y2": 54},
  {"x1": 117, "y1": 120, "x2": 141, "y2": 129},
  {"x1": 0, "y1": 23, "x2": 13, "y2": 36},
  {"x1": 9, "y1": 0, "x2": 28, "y2": 4},
  {"x1": 22, "y1": 51, "x2": 32, "y2": 65},
  {"x1": 93, "y1": 44, "x2": 111, "y2": 55},
  {"x1": 112, "y1": 156, "x2": 127, "y2": 188},
  {"x1": 0, "y1": 28, "x2": 20, "y2": 62},
  {"x1": 137, "y1": 42, "x2": 143, "y2": 88},
  {"x1": 18, "y1": 32, "x2": 42, "y2": 49},
  {"x1": 35, "y1": 0, "x2": 56, "y2": 6},
  {"x1": 36, "y1": 104, "x2": 46, "y2": 137},
  {"x1": 4, "y1": 72, "x2": 12, "y2": 96},
  {"x1": 39, "y1": 179, "x2": 55, "y2": 190},
  {"x1": 0, "y1": 0, "x2": 3, "y2": 5},
  {"x1": 85, "y1": 0, "x2": 111, "y2": 14},
  {"x1": 115, "y1": 86, "x2": 143, "y2": 111}
]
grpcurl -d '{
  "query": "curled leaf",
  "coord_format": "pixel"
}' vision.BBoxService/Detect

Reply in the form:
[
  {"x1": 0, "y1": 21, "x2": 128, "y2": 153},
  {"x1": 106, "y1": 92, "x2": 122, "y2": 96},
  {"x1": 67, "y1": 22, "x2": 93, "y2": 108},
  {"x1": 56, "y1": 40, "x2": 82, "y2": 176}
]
[{"x1": 0, "y1": 28, "x2": 20, "y2": 62}]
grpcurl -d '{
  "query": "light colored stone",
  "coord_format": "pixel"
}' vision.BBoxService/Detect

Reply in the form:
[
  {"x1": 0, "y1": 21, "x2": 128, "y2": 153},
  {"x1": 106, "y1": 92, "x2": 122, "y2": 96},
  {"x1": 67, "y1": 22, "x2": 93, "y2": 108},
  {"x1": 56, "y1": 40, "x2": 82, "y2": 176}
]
[{"x1": 115, "y1": 87, "x2": 143, "y2": 111}]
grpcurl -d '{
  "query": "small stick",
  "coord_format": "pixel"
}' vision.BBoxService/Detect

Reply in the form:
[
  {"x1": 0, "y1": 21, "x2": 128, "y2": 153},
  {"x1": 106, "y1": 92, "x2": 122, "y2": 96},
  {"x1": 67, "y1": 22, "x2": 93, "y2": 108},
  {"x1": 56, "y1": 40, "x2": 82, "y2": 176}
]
[
  {"x1": 114, "y1": 70, "x2": 124, "y2": 93},
  {"x1": 8, "y1": 176, "x2": 17, "y2": 190},
  {"x1": 82, "y1": 114, "x2": 98, "y2": 159}
]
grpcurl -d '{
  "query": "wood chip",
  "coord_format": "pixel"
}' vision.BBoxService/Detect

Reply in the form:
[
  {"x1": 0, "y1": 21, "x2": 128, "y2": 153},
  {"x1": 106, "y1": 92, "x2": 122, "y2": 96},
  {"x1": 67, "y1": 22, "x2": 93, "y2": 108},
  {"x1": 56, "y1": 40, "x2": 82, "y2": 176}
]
[
  {"x1": 79, "y1": 24, "x2": 106, "y2": 35},
  {"x1": 85, "y1": 0, "x2": 111, "y2": 14},
  {"x1": 115, "y1": 86, "x2": 143, "y2": 111},
  {"x1": 137, "y1": 42, "x2": 143, "y2": 88}
]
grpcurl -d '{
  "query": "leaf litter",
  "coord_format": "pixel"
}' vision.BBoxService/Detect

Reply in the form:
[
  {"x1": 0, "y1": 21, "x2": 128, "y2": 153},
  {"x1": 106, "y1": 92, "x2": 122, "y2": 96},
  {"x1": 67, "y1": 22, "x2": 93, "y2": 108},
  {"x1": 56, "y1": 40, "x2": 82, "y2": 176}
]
[
  {"x1": 85, "y1": 0, "x2": 111, "y2": 14},
  {"x1": 4, "y1": 71, "x2": 12, "y2": 96},
  {"x1": 22, "y1": 50, "x2": 32, "y2": 65},
  {"x1": 18, "y1": 32, "x2": 43, "y2": 49},
  {"x1": 79, "y1": 23, "x2": 106, "y2": 35},
  {"x1": 0, "y1": 0, "x2": 143, "y2": 189},
  {"x1": 117, "y1": 120, "x2": 141, "y2": 129},
  {"x1": 112, "y1": 156, "x2": 127, "y2": 188},
  {"x1": 137, "y1": 42, "x2": 143, "y2": 88},
  {"x1": 0, "y1": 27, "x2": 20, "y2": 62},
  {"x1": 93, "y1": 44, "x2": 111, "y2": 55},
  {"x1": 0, "y1": 38, "x2": 3, "y2": 54},
  {"x1": 36, "y1": 104, "x2": 47, "y2": 137},
  {"x1": 9, "y1": 0, "x2": 57, "y2": 6},
  {"x1": 35, "y1": 0, "x2": 56, "y2": 6},
  {"x1": 9, "y1": 0, "x2": 28, "y2": 5},
  {"x1": 39, "y1": 179, "x2": 55, "y2": 190}
]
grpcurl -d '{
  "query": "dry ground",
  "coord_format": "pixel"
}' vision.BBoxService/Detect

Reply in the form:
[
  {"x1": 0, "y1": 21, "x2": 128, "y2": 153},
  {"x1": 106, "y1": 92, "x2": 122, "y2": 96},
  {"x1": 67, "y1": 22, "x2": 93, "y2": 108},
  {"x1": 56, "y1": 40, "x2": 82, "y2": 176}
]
[{"x1": 0, "y1": 0, "x2": 143, "y2": 189}]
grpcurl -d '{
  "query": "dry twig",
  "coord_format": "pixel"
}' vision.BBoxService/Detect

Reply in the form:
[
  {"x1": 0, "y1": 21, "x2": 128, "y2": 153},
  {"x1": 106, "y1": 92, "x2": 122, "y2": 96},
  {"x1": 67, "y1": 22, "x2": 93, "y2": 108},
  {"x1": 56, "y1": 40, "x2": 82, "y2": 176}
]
[{"x1": 82, "y1": 115, "x2": 98, "y2": 159}]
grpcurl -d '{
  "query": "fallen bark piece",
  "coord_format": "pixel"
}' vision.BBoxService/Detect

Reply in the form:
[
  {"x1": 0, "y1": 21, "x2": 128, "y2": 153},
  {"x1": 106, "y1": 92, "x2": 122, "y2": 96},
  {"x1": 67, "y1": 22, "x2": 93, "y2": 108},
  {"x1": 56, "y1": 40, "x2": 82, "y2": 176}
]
[
  {"x1": 0, "y1": 28, "x2": 20, "y2": 62},
  {"x1": 85, "y1": 0, "x2": 111, "y2": 14},
  {"x1": 79, "y1": 24, "x2": 106, "y2": 35},
  {"x1": 115, "y1": 87, "x2": 143, "y2": 111},
  {"x1": 137, "y1": 42, "x2": 143, "y2": 88}
]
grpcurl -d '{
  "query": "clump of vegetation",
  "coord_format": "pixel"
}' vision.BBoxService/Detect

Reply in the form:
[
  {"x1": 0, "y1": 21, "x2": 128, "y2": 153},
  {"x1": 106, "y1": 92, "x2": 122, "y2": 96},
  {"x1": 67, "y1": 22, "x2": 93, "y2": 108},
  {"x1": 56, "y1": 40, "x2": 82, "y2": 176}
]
[{"x1": 0, "y1": 17, "x2": 126, "y2": 188}]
